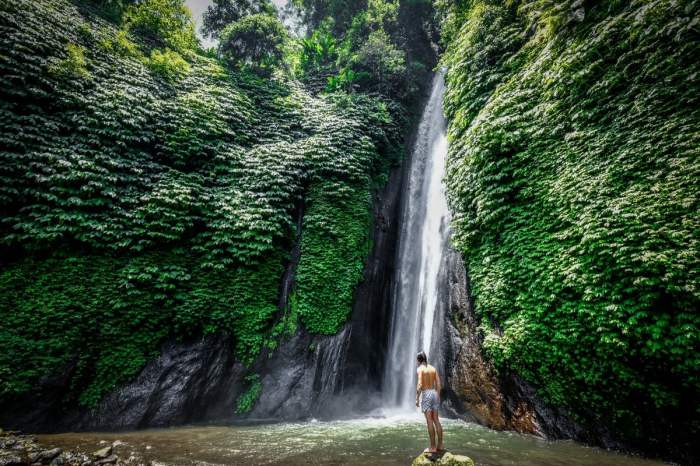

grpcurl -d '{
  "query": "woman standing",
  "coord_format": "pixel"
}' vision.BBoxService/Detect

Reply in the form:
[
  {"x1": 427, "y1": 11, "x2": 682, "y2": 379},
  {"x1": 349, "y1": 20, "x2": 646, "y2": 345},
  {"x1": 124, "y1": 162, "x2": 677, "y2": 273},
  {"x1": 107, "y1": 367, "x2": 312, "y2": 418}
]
[{"x1": 415, "y1": 351, "x2": 444, "y2": 453}]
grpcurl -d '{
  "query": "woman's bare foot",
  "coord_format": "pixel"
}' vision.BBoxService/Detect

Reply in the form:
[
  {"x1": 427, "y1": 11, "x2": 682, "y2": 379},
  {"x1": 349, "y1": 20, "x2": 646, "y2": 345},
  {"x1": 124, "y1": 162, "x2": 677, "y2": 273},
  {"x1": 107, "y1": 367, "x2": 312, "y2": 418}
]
[{"x1": 423, "y1": 447, "x2": 438, "y2": 454}]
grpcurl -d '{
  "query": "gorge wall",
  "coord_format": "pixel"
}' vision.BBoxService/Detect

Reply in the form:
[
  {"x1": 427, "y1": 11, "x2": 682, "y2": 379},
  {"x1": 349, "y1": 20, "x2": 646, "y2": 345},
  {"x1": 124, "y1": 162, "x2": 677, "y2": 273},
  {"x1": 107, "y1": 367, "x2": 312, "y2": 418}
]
[
  {"x1": 438, "y1": 0, "x2": 699, "y2": 463},
  {"x1": 0, "y1": 0, "x2": 407, "y2": 431},
  {"x1": 0, "y1": 0, "x2": 698, "y2": 465}
]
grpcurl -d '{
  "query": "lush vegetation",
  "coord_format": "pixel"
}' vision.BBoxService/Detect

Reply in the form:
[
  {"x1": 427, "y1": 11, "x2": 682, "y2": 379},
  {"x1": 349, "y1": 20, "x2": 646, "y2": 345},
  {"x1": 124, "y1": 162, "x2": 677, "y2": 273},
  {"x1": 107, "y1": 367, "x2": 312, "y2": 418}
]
[
  {"x1": 292, "y1": 0, "x2": 436, "y2": 101},
  {"x1": 219, "y1": 13, "x2": 288, "y2": 76},
  {"x1": 8, "y1": 0, "x2": 696, "y2": 459},
  {"x1": 201, "y1": 0, "x2": 277, "y2": 40},
  {"x1": 122, "y1": 0, "x2": 198, "y2": 52},
  {"x1": 439, "y1": 0, "x2": 699, "y2": 456},
  {"x1": 0, "y1": 0, "x2": 402, "y2": 408}
]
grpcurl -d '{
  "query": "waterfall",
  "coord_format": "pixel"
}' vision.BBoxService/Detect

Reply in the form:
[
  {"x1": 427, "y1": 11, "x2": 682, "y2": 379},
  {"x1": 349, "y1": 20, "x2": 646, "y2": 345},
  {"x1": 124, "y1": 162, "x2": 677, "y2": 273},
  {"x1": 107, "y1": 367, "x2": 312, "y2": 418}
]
[{"x1": 383, "y1": 71, "x2": 451, "y2": 409}]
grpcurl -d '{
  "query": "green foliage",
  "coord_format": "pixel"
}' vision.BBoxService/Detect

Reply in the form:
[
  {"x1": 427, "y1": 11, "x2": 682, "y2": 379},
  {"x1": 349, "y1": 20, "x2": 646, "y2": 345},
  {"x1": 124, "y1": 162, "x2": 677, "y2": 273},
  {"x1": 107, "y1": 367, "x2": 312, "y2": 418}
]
[
  {"x1": 122, "y1": 0, "x2": 198, "y2": 52},
  {"x1": 298, "y1": 25, "x2": 338, "y2": 74},
  {"x1": 293, "y1": 0, "x2": 366, "y2": 33},
  {"x1": 147, "y1": 48, "x2": 190, "y2": 81},
  {"x1": 99, "y1": 29, "x2": 143, "y2": 58},
  {"x1": 345, "y1": 29, "x2": 407, "y2": 96},
  {"x1": 0, "y1": 252, "x2": 283, "y2": 404},
  {"x1": 201, "y1": 0, "x2": 277, "y2": 39},
  {"x1": 268, "y1": 291, "x2": 299, "y2": 349},
  {"x1": 235, "y1": 374, "x2": 263, "y2": 414},
  {"x1": 294, "y1": 0, "x2": 432, "y2": 103},
  {"x1": 47, "y1": 43, "x2": 90, "y2": 79},
  {"x1": 77, "y1": 21, "x2": 97, "y2": 42},
  {"x1": 325, "y1": 68, "x2": 368, "y2": 93},
  {"x1": 441, "y1": 0, "x2": 700, "y2": 450},
  {"x1": 0, "y1": 0, "x2": 401, "y2": 407},
  {"x1": 342, "y1": 0, "x2": 400, "y2": 49},
  {"x1": 85, "y1": 0, "x2": 140, "y2": 22},
  {"x1": 295, "y1": 182, "x2": 372, "y2": 334},
  {"x1": 219, "y1": 13, "x2": 287, "y2": 76}
]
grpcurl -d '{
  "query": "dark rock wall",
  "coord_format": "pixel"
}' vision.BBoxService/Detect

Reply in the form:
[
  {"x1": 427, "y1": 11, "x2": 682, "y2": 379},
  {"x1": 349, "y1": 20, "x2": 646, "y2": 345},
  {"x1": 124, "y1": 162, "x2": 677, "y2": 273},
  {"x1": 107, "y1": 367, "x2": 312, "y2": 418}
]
[
  {"x1": 1, "y1": 334, "x2": 246, "y2": 432},
  {"x1": 339, "y1": 167, "x2": 404, "y2": 398}
]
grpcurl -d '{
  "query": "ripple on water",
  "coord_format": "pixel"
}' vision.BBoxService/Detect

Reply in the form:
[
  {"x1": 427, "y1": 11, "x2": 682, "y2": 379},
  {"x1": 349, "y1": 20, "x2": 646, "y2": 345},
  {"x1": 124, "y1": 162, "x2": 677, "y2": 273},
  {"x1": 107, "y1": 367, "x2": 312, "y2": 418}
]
[{"x1": 38, "y1": 416, "x2": 670, "y2": 466}]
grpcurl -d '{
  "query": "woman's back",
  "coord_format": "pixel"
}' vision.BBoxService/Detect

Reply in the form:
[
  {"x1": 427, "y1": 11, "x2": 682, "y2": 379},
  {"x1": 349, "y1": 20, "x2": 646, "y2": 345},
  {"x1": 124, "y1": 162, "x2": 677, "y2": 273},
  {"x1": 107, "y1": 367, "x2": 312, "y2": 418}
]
[{"x1": 418, "y1": 364, "x2": 437, "y2": 390}]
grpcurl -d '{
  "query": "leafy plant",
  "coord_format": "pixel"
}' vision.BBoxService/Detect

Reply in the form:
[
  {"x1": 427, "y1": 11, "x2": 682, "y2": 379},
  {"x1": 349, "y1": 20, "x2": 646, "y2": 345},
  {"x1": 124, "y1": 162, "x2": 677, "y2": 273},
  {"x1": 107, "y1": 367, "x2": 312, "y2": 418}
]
[
  {"x1": 345, "y1": 29, "x2": 406, "y2": 96},
  {"x1": 325, "y1": 67, "x2": 367, "y2": 93},
  {"x1": 299, "y1": 25, "x2": 338, "y2": 73},
  {"x1": 295, "y1": 182, "x2": 372, "y2": 334},
  {"x1": 148, "y1": 48, "x2": 190, "y2": 81},
  {"x1": 235, "y1": 374, "x2": 263, "y2": 414},
  {"x1": 122, "y1": 0, "x2": 198, "y2": 52},
  {"x1": 47, "y1": 43, "x2": 90, "y2": 79},
  {"x1": 219, "y1": 13, "x2": 287, "y2": 76},
  {"x1": 201, "y1": 0, "x2": 277, "y2": 39},
  {"x1": 99, "y1": 29, "x2": 143, "y2": 59}
]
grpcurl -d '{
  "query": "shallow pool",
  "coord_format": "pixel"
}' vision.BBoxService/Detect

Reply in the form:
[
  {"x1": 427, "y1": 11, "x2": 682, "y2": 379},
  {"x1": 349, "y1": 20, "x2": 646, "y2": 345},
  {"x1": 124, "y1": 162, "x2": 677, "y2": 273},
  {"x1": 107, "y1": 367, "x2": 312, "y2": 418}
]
[{"x1": 39, "y1": 413, "x2": 669, "y2": 465}]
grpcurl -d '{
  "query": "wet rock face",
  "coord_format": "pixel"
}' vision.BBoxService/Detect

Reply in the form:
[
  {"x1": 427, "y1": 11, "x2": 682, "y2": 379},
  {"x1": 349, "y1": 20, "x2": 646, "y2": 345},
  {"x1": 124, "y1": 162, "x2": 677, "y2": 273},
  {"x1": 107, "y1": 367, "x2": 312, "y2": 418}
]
[
  {"x1": 437, "y1": 247, "x2": 525, "y2": 431},
  {"x1": 249, "y1": 327, "x2": 351, "y2": 420},
  {"x1": 1, "y1": 334, "x2": 246, "y2": 432},
  {"x1": 435, "y1": 246, "x2": 542, "y2": 432},
  {"x1": 80, "y1": 334, "x2": 246, "y2": 430},
  {"x1": 339, "y1": 166, "x2": 404, "y2": 407}
]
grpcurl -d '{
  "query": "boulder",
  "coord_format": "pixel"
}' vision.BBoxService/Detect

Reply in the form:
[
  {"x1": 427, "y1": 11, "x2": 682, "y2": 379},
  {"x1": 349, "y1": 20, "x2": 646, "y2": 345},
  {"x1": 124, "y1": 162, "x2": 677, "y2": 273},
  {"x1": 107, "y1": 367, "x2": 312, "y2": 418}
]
[
  {"x1": 28, "y1": 448, "x2": 61, "y2": 464},
  {"x1": 0, "y1": 451, "x2": 26, "y2": 466},
  {"x1": 94, "y1": 455, "x2": 117, "y2": 465},
  {"x1": 0, "y1": 439, "x2": 16, "y2": 450},
  {"x1": 91, "y1": 447, "x2": 111, "y2": 460},
  {"x1": 411, "y1": 452, "x2": 475, "y2": 466}
]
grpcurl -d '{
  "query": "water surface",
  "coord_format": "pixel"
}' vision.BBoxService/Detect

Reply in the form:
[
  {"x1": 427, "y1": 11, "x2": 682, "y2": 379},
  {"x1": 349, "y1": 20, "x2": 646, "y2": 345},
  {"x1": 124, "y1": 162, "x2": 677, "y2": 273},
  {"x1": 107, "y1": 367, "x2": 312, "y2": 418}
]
[{"x1": 39, "y1": 415, "x2": 668, "y2": 466}]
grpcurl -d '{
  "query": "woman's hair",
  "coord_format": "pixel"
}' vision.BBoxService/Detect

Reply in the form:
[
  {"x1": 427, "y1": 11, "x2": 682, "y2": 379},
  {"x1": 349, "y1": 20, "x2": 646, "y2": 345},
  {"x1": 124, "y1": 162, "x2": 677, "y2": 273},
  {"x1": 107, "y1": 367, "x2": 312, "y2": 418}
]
[{"x1": 417, "y1": 351, "x2": 427, "y2": 364}]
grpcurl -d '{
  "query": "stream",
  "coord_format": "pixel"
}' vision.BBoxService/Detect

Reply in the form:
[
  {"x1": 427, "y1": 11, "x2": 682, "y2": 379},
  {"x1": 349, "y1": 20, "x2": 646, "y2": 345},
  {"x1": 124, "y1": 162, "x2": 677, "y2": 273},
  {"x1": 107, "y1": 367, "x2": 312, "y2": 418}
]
[{"x1": 38, "y1": 414, "x2": 667, "y2": 466}]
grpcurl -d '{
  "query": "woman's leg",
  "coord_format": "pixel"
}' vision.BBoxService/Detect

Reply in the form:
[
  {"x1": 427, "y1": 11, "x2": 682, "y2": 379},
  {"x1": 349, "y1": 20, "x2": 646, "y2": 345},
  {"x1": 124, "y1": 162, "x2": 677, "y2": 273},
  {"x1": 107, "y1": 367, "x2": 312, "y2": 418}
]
[
  {"x1": 431, "y1": 410, "x2": 444, "y2": 450},
  {"x1": 423, "y1": 411, "x2": 436, "y2": 452}
]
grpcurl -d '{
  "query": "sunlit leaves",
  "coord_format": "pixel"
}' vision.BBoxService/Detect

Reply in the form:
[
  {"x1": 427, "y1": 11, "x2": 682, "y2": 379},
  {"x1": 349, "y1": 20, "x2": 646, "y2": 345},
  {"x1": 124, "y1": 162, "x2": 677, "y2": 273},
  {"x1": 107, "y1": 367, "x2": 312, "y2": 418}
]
[
  {"x1": 442, "y1": 0, "x2": 700, "y2": 447},
  {"x1": 0, "y1": 0, "x2": 401, "y2": 407}
]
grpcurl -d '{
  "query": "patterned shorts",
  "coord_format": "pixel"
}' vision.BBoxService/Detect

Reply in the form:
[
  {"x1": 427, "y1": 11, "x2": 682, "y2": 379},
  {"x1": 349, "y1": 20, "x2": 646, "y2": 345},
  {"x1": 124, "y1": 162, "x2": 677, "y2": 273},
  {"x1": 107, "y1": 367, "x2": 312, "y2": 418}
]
[{"x1": 420, "y1": 388, "x2": 439, "y2": 413}]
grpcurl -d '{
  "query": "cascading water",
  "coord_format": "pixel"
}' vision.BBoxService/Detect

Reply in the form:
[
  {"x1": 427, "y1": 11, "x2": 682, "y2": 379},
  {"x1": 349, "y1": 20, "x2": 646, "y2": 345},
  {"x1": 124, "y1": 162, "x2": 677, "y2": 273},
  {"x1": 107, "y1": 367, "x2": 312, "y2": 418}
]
[{"x1": 383, "y1": 71, "x2": 451, "y2": 409}]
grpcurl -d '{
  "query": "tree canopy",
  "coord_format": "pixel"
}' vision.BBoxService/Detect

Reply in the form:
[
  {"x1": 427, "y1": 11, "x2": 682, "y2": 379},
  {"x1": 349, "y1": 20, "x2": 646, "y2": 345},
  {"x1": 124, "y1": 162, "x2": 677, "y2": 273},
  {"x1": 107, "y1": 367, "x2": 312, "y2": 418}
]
[
  {"x1": 219, "y1": 13, "x2": 288, "y2": 76},
  {"x1": 201, "y1": 0, "x2": 277, "y2": 39}
]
